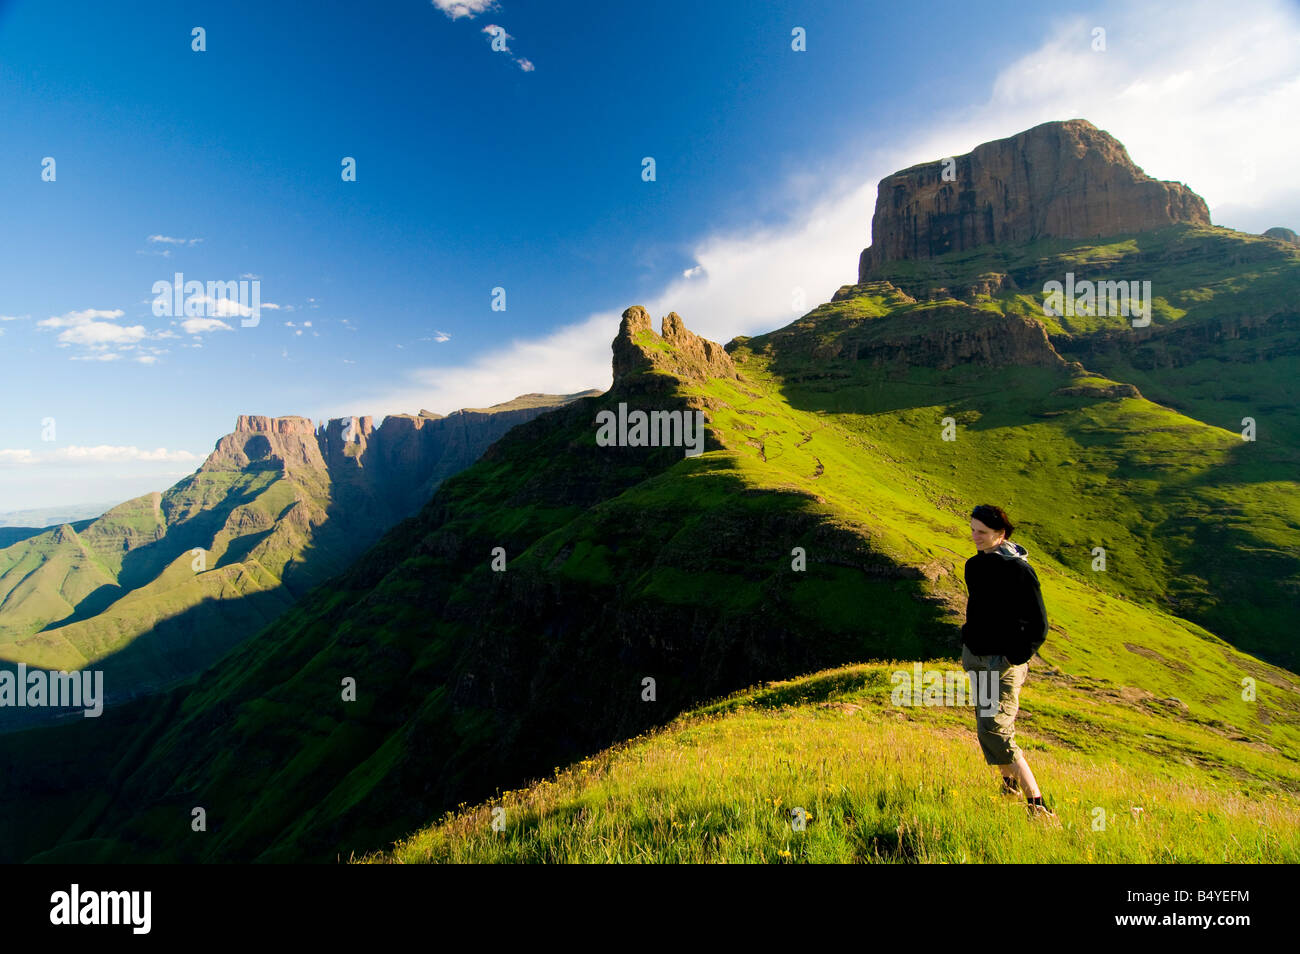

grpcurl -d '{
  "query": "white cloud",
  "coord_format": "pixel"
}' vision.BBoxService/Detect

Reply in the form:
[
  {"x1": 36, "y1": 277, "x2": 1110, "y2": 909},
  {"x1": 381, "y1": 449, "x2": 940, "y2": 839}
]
[
  {"x1": 516, "y1": 58, "x2": 535, "y2": 72},
  {"x1": 60, "y1": 446, "x2": 200, "y2": 462},
  {"x1": 70, "y1": 352, "x2": 124, "y2": 361},
  {"x1": 432, "y1": 0, "x2": 497, "y2": 18},
  {"x1": 38, "y1": 309, "x2": 125, "y2": 329},
  {"x1": 319, "y1": 311, "x2": 614, "y2": 419},
  {"x1": 0, "y1": 446, "x2": 202, "y2": 469},
  {"x1": 59, "y1": 323, "x2": 147, "y2": 347},
  {"x1": 38, "y1": 310, "x2": 148, "y2": 350},
  {"x1": 0, "y1": 314, "x2": 30, "y2": 321},
  {"x1": 148, "y1": 234, "x2": 203, "y2": 246},
  {"x1": 180, "y1": 317, "x2": 234, "y2": 334},
  {"x1": 136, "y1": 355, "x2": 159, "y2": 364},
  {"x1": 333, "y1": 0, "x2": 1300, "y2": 420},
  {"x1": 206, "y1": 296, "x2": 255, "y2": 318}
]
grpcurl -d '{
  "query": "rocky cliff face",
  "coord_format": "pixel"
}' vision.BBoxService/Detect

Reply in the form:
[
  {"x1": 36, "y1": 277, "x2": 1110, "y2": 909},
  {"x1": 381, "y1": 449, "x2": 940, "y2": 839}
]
[
  {"x1": 858, "y1": 119, "x2": 1211, "y2": 280},
  {"x1": 204, "y1": 393, "x2": 601, "y2": 524}
]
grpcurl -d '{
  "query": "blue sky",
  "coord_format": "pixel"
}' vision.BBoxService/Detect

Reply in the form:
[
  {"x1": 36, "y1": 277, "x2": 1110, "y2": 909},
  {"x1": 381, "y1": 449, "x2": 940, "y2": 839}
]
[{"x1": 2, "y1": 0, "x2": 1298, "y2": 512}]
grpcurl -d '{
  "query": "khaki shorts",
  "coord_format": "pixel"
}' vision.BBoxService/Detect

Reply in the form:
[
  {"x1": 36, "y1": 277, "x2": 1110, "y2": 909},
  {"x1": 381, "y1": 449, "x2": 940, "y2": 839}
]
[{"x1": 961, "y1": 645, "x2": 1029, "y2": 766}]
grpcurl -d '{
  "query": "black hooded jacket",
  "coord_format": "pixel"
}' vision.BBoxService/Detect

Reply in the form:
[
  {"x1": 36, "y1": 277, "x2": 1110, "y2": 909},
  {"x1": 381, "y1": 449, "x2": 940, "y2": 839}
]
[{"x1": 961, "y1": 540, "x2": 1048, "y2": 665}]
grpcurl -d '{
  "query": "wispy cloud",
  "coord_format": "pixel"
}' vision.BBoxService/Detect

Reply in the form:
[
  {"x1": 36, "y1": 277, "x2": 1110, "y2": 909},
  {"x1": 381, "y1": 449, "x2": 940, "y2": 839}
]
[
  {"x1": 147, "y1": 234, "x2": 203, "y2": 246},
  {"x1": 482, "y1": 23, "x2": 512, "y2": 47},
  {"x1": 38, "y1": 308, "x2": 125, "y2": 328},
  {"x1": 0, "y1": 445, "x2": 202, "y2": 468},
  {"x1": 431, "y1": 0, "x2": 497, "y2": 19},
  {"x1": 478, "y1": 23, "x2": 534, "y2": 70},
  {"x1": 430, "y1": 1, "x2": 534, "y2": 71}
]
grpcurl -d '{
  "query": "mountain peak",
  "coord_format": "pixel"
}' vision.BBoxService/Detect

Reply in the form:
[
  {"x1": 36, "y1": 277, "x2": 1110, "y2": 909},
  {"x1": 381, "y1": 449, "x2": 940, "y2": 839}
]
[
  {"x1": 612, "y1": 306, "x2": 737, "y2": 386},
  {"x1": 858, "y1": 119, "x2": 1211, "y2": 280}
]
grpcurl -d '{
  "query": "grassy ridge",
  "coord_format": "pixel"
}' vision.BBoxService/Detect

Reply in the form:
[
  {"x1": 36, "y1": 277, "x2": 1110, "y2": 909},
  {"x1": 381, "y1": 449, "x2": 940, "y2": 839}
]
[{"x1": 369, "y1": 659, "x2": 1299, "y2": 864}]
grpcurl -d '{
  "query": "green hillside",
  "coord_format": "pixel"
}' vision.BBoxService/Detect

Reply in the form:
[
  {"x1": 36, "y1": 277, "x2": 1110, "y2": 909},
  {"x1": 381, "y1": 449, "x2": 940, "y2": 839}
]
[
  {"x1": 4, "y1": 223, "x2": 1296, "y2": 863},
  {"x1": 0, "y1": 460, "x2": 348, "y2": 715},
  {"x1": 369, "y1": 659, "x2": 1300, "y2": 863}
]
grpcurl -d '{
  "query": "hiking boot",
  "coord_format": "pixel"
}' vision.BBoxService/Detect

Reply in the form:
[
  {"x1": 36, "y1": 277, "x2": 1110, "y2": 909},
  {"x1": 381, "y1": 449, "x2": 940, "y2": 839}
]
[
  {"x1": 1026, "y1": 796, "x2": 1057, "y2": 820},
  {"x1": 1001, "y1": 775, "x2": 1020, "y2": 797}
]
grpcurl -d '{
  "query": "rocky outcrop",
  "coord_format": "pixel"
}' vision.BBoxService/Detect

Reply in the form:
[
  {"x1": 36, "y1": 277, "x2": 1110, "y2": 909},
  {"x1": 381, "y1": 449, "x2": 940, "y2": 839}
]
[
  {"x1": 612, "y1": 306, "x2": 737, "y2": 385},
  {"x1": 859, "y1": 119, "x2": 1212, "y2": 280},
  {"x1": 1263, "y1": 227, "x2": 1299, "y2": 245}
]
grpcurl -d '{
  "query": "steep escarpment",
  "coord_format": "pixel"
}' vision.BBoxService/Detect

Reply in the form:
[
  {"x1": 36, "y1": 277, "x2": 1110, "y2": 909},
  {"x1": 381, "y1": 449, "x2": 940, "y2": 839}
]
[
  {"x1": 859, "y1": 119, "x2": 1210, "y2": 280},
  {"x1": 312, "y1": 395, "x2": 601, "y2": 524}
]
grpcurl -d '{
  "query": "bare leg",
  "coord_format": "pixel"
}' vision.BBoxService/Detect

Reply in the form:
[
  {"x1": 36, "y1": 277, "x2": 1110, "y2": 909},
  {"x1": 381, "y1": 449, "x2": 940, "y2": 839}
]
[{"x1": 1010, "y1": 754, "x2": 1041, "y2": 798}]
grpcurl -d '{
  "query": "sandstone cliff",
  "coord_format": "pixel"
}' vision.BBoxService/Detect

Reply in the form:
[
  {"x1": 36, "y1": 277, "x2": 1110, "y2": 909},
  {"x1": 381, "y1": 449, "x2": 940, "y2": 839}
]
[
  {"x1": 203, "y1": 391, "x2": 601, "y2": 525},
  {"x1": 858, "y1": 119, "x2": 1211, "y2": 280}
]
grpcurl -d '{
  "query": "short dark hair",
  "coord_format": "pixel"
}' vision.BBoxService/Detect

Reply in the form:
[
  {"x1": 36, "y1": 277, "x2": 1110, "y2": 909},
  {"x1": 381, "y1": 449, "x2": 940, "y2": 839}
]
[{"x1": 971, "y1": 504, "x2": 1015, "y2": 538}]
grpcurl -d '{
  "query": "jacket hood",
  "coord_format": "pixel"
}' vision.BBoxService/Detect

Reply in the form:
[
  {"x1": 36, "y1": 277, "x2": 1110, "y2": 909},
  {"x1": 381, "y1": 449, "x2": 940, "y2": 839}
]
[{"x1": 989, "y1": 540, "x2": 1030, "y2": 564}]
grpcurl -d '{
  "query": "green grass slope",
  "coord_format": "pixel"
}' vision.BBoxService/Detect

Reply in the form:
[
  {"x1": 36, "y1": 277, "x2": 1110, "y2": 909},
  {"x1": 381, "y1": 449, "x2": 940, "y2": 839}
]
[
  {"x1": 369, "y1": 658, "x2": 1299, "y2": 863},
  {"x1": 0, "y1": 463, "x2": 348, "y2": 715}
]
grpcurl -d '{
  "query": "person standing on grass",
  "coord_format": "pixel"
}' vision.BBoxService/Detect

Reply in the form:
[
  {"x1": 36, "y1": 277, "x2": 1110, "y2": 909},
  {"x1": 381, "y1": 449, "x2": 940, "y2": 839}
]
[{"x1": 960, "y1": 504, "x2": 1055, "y2": 819}]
